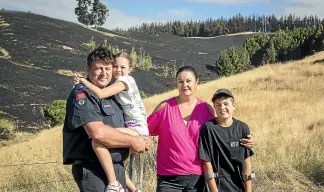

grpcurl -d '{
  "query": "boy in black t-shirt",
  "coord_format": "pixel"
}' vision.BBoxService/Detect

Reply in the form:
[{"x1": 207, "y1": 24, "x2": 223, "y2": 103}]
[{"x1": 199, "y1": 88, "x2": 254, "y2": 192}]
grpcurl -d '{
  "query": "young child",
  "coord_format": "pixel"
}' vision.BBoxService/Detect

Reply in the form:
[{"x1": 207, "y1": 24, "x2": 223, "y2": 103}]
[
  {"x1": 199, "y1": 88, "x2": 254, "y2": 192},
  {"x1": 74, "y1": 52, "x2": 148, "y2": 192}
]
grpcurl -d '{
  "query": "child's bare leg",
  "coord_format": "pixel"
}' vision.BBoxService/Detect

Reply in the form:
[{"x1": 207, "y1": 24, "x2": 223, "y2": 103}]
[
  {"x1": 91, "y1": 140, "x2": 117, "y2": 184},
  {"x1": 126, "y1": 173, "x2": 137, "y2": 192},
  {"x1": 116, "y1": 127, "x2": 140, "y2": 136},
  {"x1": 116, "y1": 128, "x2": 140, "y2": 191}
]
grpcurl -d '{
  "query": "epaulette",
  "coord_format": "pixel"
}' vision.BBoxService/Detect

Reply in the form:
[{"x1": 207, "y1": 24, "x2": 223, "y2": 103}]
[{"x1": 74, "y1": 84, "x2": 96, "y2": 98}]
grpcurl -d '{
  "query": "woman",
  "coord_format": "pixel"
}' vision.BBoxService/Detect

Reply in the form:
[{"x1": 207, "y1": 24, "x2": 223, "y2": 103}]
[{"x1": 147, "y1": 66, "x2": 254, "y2": 192}]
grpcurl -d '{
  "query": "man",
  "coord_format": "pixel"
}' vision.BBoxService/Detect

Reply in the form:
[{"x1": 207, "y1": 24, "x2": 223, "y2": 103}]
[{"x1": 63, "y1": 47, "x2": 150, "y2": 191}]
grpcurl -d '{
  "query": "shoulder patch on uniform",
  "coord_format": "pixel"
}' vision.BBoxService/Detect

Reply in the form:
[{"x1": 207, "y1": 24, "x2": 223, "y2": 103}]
[{"x1": 76, "y1": 92, "x2": 87, "y2": 105}]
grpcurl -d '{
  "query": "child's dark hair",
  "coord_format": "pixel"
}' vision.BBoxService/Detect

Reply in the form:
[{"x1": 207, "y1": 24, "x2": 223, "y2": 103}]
[
  {"x1": 114, "y1": 52, "x2": 134, "y2": 68},
  {"x1": 86, "y1": 46, "x2": 114, "y2": 68},
  {"x1": 176, "y1": 66, "x2": 198, "y2": 80}
]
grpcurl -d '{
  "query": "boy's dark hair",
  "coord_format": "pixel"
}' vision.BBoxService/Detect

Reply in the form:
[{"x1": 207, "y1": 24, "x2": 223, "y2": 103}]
[
  {"x1": 176, "y1": 66, "x2": 198, "y2": 80},
  {"x1": 86, "y1": 46, "x2": 114, "y2": 68}
]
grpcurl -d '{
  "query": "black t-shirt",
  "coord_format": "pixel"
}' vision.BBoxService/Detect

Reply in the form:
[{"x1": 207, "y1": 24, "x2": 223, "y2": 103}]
[
  {"x1": 63, "y1": 84, "x2": 128, "y2": 165},
  {"x1": 199, "y1": 118, "x2": 254, "y2": 192}
]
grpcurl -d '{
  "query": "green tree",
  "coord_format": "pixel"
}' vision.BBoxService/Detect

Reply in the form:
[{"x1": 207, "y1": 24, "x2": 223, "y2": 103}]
[
  {"x1": 90, "y1": 0, "x2": 109, "y2": 28},
  {"x1": 45, "y1": 100, "x2": 67, "y2": 126},
  {"x1": 75, "y1": 0, "x2": 91, "y2": 26},
  {"x1": 216, "y1": 46, "x2": 251, "y2": 76},
  {"x1": 261, "y1": 41, "x2": 277, "y2": 65}
]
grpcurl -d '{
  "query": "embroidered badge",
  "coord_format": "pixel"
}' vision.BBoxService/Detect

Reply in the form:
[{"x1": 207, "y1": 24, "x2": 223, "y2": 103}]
[{"x1": 76, "y1": 92, "x2": 87, "y2": 105}]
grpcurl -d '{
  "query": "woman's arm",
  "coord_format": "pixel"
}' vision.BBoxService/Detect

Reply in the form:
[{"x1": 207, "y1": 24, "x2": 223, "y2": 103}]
[
  {"x1": 203, "y1": 161, "x2": 218, "y2": 192},
  {"x1": 147, "y1": 100, "x2": 167, "y2": 136},
  {"x1": 79, "y1": 78, "x2": 126, "y2": 99},
  {"x1": 243, "y1": 157, "x2": 252, "y2": 192}
]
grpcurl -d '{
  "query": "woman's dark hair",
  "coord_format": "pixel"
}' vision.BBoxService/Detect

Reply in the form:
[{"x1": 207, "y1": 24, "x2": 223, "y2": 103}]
[
  {"x1": 176, "y1": 65, "x2": 198, "y2": 80},
  {"x1": 86, "y1": 46, "x2": 114, "y2": 68}
]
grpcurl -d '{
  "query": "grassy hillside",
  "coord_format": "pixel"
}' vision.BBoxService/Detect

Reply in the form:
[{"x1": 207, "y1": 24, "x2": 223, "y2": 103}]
[
  {"x1": 0, "y1": 52, "x2": 324, "y2": 191},
  {"x1": 0, "y1": 10, "x2": 252, "y2": 129}
]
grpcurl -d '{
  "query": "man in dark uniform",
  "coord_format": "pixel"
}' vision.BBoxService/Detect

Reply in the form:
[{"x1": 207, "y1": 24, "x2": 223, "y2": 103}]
[{"x1": 63, "y1": 47, "x2": 150, "y2": 191}]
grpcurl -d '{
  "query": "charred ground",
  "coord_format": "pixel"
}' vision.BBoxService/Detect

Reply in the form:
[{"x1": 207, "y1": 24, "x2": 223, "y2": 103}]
[{"x1": 0, "y1": 11, "x2": 251, "y2": 129}]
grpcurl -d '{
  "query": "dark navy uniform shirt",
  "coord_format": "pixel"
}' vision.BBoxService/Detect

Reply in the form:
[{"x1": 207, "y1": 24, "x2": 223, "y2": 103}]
[
  {"x1": 199, "y1": 118, "x2": 254, "y2": 192},
  {"x1": 63, "y1": 83, "x2": 128, "y2": 165}
]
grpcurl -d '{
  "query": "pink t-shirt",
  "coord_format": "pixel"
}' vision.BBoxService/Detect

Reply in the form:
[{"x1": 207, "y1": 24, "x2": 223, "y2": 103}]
[{"x1": 148, "y1": 97, "x2": 214, "y2": 175}]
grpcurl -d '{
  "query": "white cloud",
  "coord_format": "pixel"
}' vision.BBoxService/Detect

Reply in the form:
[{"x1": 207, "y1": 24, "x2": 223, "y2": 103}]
[
  {"x1": 281, "y1": 0, "x2": 324, "y2": 18},
  {"x1": 186, "y1": 0, "x2": 268, "y2": 4},
  {"x1": 0, "y1": 0, "x2": 153, "y2": 29},
  {"x1": 104, "y1": 8, "x2": 151, "y2": 29},
  {"x1": 0, "y1": 0, "x2": 78, "y2": 22},
  {"x1": 165, "y1": 8, "x2": 193, "y2": 18}
]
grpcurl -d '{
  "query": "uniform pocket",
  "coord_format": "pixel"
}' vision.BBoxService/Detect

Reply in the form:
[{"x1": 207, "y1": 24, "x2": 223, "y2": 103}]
[{"x1": 101, "y1": 102, "x2": 116, "y2": 116}]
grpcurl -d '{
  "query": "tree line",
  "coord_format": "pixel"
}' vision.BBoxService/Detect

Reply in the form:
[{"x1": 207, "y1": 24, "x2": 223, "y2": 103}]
[
  {"x1": 213, "y1": 24, "x2": 324, "y2": 76},
  {"x1": 127, "y1": 14, "x2": 324, "y2": 37}
]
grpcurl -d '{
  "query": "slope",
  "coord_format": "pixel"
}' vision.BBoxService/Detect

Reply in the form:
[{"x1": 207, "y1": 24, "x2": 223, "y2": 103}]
[
  {"x1": 0, "y1": 52, "x2": 323, "y2": 191},
  {"x1": 0, "y1": 10, "x2": 252, "y2": 129}
]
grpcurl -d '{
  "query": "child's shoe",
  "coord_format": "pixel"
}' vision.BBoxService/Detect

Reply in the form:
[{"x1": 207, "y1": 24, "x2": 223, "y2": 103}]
[{"x1": 105, "y1": 182, "x2": 125, "y2": 192}]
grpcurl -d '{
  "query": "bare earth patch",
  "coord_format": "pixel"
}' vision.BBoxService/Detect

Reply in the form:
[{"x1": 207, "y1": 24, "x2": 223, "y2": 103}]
[
  {"x1": 61, "y1": 45, "x2": 73, "y2": 51},
  {"x1": 0, "y1": 47, "x2": 10, "y2": 59},
  {"x1": 186, "y1": 32, "x2": 272, "y2": 39},
  {"x1": 87, "y1": 27, "x2": 128, "y2": 39},
  {"x1": 56, "y1": 69, "x2": 85, "y2": 77},
  {"x1": 8, "y1": 60, "x2": 44, "y2": 70},
  {"x1": 0, "y1": 20, "x2": 10, "y2": 27}
]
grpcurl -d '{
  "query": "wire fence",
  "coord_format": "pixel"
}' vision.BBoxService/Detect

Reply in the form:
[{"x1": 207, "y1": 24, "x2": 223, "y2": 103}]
[
  {"x1": 0, "y1": 160, "x2": 323, "y2": 191},
  {"x1": 0, "y1": 161, "x2": 76, "y2": 191},
  {"x1": 0, "y1": 158, "x2": 146, "y2": 191}
]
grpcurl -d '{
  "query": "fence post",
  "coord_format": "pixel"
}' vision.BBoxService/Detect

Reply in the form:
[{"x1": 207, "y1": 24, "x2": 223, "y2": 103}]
[
  {"x1": 129, "y1": 153, "x2": 137, "y2": 187},
  {"x1": 129, "y1": 153, "x2": 145, "y2": 190}
]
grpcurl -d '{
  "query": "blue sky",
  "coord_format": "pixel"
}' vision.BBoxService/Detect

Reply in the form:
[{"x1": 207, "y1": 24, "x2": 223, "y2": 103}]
[
  {"x1": 0, "y1": 0, "x2": 323, "y2": 29},
  {"x1": 109, "y1": 0, "x2": 278, "y2": 20}
]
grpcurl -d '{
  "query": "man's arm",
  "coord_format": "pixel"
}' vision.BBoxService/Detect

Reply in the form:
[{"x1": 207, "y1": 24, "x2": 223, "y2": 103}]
[
  {"x1": 243, "y1": 157, "x2": 252, "y2": 192},
  {"x1": 84, "y1": 121, "x2": 146, "y2": 152},
  {"x1": 203, "y1": 161, "x2": 218, "y2": 192}
]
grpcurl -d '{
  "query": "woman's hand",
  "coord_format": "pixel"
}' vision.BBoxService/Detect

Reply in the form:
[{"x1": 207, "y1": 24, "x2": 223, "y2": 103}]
[{"x1": 240, "y1": 134, "x2": 254, "y2": 149}]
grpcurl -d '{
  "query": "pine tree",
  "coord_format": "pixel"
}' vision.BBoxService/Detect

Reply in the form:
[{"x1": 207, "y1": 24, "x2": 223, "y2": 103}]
[
  {"x1": 75, "y1": 0, "x2": 92, "y2": 26},
  {"x1": 90, "y1": 0, "x2": 109, "y2": 28}
]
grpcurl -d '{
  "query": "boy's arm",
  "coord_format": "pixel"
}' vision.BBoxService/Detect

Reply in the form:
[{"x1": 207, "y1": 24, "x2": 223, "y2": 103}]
[
  {"x1": 203, "y1": 161, "x2": 218, "y2": 192},
  {"x1": 80, "y1": 78, "x2": 126, "y2": 99},
  {"x1": 243, "y1": 157, "x2": 252, "y2": 192}
]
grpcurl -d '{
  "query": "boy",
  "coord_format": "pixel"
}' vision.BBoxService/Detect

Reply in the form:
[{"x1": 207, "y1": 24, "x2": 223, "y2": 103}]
[{"x1": 199, "y1": 88, "x2": 255, "y2": 192}]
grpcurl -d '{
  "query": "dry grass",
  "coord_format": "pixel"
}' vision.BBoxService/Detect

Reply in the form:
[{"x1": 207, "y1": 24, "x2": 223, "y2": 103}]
[
  {"x1": 1, "y1": 52, "x2": 324, "y2": 191},
  {"x1": 56, "y1": 69, "x2": 85, "y2": 77},
  {"x1": 86, "y1": 27, "x2": 128, "y2": 39},
  {"x1": 186, "y1": 31, "x2": 273, "y2": 39}
]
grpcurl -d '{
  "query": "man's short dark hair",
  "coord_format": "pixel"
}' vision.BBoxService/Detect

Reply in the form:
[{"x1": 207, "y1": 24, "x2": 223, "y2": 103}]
[{"x1": 86, "y1": 46, "x2": 114, "y2": 68}]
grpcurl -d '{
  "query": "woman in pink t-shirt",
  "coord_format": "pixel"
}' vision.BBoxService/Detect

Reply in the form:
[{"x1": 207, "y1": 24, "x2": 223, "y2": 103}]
[{"x1": 147, "y1": 66, "x2": 254, "y2": 192}]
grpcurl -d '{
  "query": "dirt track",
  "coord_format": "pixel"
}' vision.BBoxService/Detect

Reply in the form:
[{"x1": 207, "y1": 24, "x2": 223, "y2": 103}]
[{"x1": 0, "y1": 11, "x2": 251, "y2": 128}]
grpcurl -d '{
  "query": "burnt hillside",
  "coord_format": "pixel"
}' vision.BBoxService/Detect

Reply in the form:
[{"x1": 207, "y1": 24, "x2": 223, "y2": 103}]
[{"x1": 0, "y1": 11, "x2": 251, "y2": 129}]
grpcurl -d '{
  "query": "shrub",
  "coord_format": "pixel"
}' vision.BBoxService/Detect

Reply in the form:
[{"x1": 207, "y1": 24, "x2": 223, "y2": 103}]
[
  {"x1": 0, "y1": 119, "x2": 15, "y2": 139},
  {"x1": 83, "y1": 37, "x2": 96, "y2": 52},
  {"x1": 216, "y1": 46, "x2": 251, "y2": 76},
  {"x1": 44, "y1": 100, "x2": 67, "y2": 126},
  {"x1": 139, "y1": 91, "x2": 149, "y2": 99}
]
